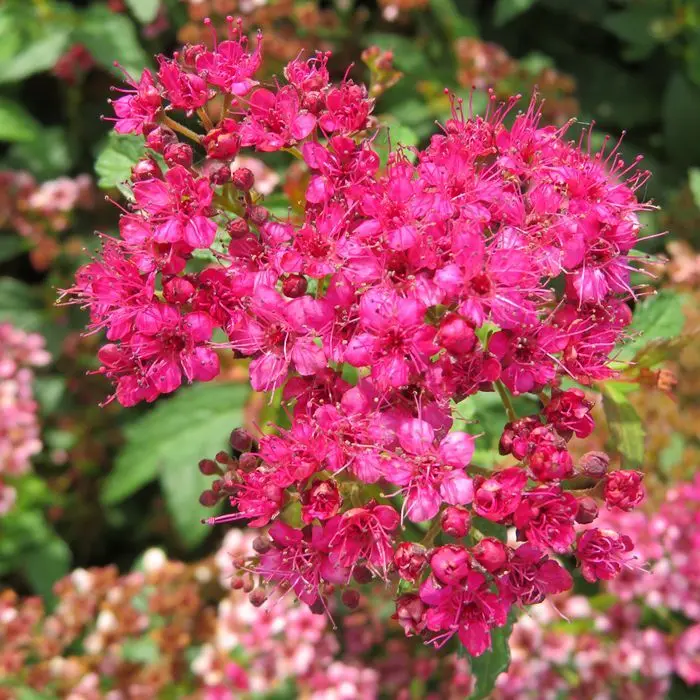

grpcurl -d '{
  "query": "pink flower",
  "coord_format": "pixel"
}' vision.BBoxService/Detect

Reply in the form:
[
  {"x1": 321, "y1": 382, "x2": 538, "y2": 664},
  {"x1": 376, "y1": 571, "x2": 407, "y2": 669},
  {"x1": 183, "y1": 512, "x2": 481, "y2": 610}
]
[
  {"x1": 110, "y1": 68, "x2": 161, "y2": 134},
  {"x1": 132, "y1": 166, "x2": 217, "y2": 248},
  {"x1": 318, "y1": 80, "x2": 373, "y2": 134},
  {"x1": 513, "y1": 486, "x2": 578, "y2": 553},
  {"x1": 157, "y1": 57, "x2": 209, "y2": 111},
  {"x1": 301, "y1": 480, "x2": 342, "y2": 524},
  {"x1": 543, "y1": 388, "x2": 595, "y2": 439},
  {"x1": 675, "y1": 625, "x2": 700, "y2": 686},
  {"x1": 328, "y1": 502, "x2": 399, "y2": 575},
  {"x1": 393, "y1": 542, "x2": 428, "y2": 582},
  {"x1": 240, "y1": 86, "x2": 316, "y2": 152},
  {"x1": 500, "y1": 543, "x2": 573, "y2": 605},
  {"x1": 473, "y1": 467, "x2": 527, "y2": 522},
  {"x1": 604, "y1": 470, "x2": 645, "y2": 511},
  {"x1": 576, "y1": 528, "x2": 634, "y2": 582}
]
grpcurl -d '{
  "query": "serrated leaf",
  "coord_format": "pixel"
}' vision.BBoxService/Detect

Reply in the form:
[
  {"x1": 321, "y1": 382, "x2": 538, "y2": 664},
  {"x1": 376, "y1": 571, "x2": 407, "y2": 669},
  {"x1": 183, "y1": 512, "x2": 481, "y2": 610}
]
[
  {"x1": 469, "y1": 612, "x2": 516, "y2": 699},
  {"x1": 95, "y1": 131, "x2": 144, "y2": 191},
  {"x1": 0, "y1": 99, "x2": 40, "y2": 143},
  {"x1": 0, "y1": 30, "x2": 71, "y2": 84},
  {"x1": 126, "y1": 0, "x2": 160, "y2": 25},
  {"x1": 103, "y1": 383, "x2": 249, "y2": 547},
  {"x1": 620, "y1": 291, "x2": 686, "y2": 361},
  {"x1": 601, "y1": 381, "x2": 645, "y2": 469},
  {"x1": 77, "y1": 5, "x2": 150, "y2": 78},
  {"x1": 493, "y1": 0, "x2": 538, "y2": 26}
]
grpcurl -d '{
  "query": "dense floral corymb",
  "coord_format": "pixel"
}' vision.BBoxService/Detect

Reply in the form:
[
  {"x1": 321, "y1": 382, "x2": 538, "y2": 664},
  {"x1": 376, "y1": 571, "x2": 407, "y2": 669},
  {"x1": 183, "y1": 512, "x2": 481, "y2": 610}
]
[{"x1": 67, "y1": 18, "x2": 655, "y2": 656}]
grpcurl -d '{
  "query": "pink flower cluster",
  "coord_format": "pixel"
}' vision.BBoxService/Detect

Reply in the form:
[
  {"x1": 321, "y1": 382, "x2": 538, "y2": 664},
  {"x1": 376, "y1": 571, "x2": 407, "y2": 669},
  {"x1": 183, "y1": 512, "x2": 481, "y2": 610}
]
[
  {"x1": 69, "y1": 20, "x2": 653, "y2": 654},
  {"x1": 0, "y1": 324, "x2": 50, "y2": 515}
]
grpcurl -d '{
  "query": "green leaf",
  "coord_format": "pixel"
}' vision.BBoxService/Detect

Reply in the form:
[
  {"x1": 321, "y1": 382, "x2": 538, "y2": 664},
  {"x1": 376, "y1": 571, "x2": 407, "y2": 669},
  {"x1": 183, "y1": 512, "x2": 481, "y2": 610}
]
[
  {"x1": 0, "y1": 29, "x2": 71, "y2": 84},
  {"x1": 33, "y1": 377, "x2": 66, "y2": 416},
  {"x1": 601, "y1": 381, "x2": 645, "y2": 469},
  {"x1": 493, "y1": 0, "x2": 538, "y2": 26},
  {"x1": 472, "y1": 516, "x2": 507, "y2": 542},
  {"x1": 620, "y1": 290, "x2": 686, "y2": 361},
  {"x1": 659, "y1": 433, "x2": 685, "y2": 474},
  {"x1": 663, "y1": 73, "x2": 700, "y2": 167},
  {"x1": 103, "y1": 383, "x2": 249, "y2": 547},
  {"x1": 126, "y1": 0, "x2": 160, "y2": 25},
  {"x1": 469, "y1": 612, "x2": 516, "y2": 699},
  {"x1": 94, "y1": 131, "x2": 144, "y2": 193},
  {"x1": 0, "y1": 235, "x2": 29, "y2": 263},
  {"x1": 362, "y1": 33, "x2": 431, "y2": 76},
  {"x1": 0, "y1": 98, "x2": 39, "y2": 143},
  {"x1": 689, "y1": 168, "x2": 700, "y2": 209},
  {"x1": 121, "y1": 637, "x2": 160, "y2": 663},
  {"x1": 158, "y1": 383, "x2": 249, "y2": 548},
  {"x1": 77, "y1": 5, "x2": 150, "y2": 78}
]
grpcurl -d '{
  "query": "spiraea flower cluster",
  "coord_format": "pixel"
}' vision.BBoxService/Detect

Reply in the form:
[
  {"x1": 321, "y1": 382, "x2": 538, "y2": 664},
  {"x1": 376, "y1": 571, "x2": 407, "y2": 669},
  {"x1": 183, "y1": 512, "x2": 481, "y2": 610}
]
[
  {"x1": 0, "y1": 324, "x2": 50, "y2": 515},
  {"x1": 68, "y1": 19, "x2": 653, "y2": 655}
]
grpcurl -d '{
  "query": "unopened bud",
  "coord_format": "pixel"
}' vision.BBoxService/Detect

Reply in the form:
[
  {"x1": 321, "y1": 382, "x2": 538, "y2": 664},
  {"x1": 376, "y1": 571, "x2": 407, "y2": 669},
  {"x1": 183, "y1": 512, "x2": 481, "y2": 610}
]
[
  {"x1": 198, "y1": 458, "x2": 220, "y2": 476},
  {"x1": 341, "y1": 589, "x2": 360, "y2": 609},
  {"x1": 231, "y1": 167, "x2": 255, "y2": 191},
  {"x1": 579, "y1": 451, "x2": 609, "y2": 479},
  {"x1": 199, "y1": 490, "x2": 218, "y2": 507},
  {"x1": 230, "y1": 428, "x2": 253, "y2": 453},
  {"x1": 282, "y1": 274, "x2": 308, "y2": 298},
  {"x1": 353, "y1": 565, "x2": 373, "y2": 584},
  {"x1": 164, "y1": 142, "x2": 193, "y2": 168},
  {"x1": 131, "y1": 157, "x2": 162, "y2": 182},
  {"x1": 472, "y1": 538, "x2": 509, "y2": 574},
  {"x1": 248, "y1": 205, "x2": 269, "y2": 225},
  {"x1": 249, "y1": 588, "x2": 267, "y2": 607},
  {"x1": 227, "y1": 218, "x2": 249, "y2": 239},
  {"x1": 441, "y1": 506, "x2": 471, "y2": 538},
  {"x1": 575, "y1": 497, "x2": 599, "y2": 524},
  {"x1": 252, "y1": 536, "x2": 271, "y2": 554}
]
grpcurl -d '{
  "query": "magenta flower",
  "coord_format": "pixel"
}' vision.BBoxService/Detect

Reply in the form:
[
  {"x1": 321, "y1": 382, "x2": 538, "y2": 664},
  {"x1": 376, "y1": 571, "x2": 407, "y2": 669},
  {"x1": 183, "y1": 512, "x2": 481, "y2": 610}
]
[
  {"x1": 110, "y1": 68, "x2": 161, "y2": 134},
  {"x1": 513, "y1": 486, "x2": 578, "y2": 553},
  {"x1": 604, "y1": 470, "x2": 645, "y2": 511},
  {"x1": 133, "y1": 166, "x2": 217, "y2": 248},
  {"x1": 576, "y1": 528, "x2": 635, "y2": 582},
  {"x1": 473, "y1": 467, "x2": 527, "y2": 522}
]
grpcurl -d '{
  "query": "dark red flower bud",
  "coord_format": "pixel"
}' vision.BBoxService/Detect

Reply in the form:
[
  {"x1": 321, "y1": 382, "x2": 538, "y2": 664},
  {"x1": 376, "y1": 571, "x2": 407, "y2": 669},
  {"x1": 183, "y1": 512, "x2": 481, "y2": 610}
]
[
  {"x1": 437, "y1": 314, "x2": 476, "y2": 356},
  {"x1": 282, "y1": 274, "x2": 308, "y2": 298},
  {"x1": 249, "y1": 205, "x2": 269, "y2": 225},
  {"x1": 203, "y1": 118, "x2": 240, "y2": 159},
  {"x1": 353, "y1": 565, "x2": 373, "y2": 584},
  {"x1": 579, "y1": 451, "x2": 610, "y2": 479},
  {"x1": 231, "y1": 167, "x2": 255, "y2": 192},
  {"x1": 131, "y1": 157, "x2": 162, "y2": 182},
  {"x1": 199, "y1": 489, "x2": 219, "y2": 507},
  {"x1": 472, "y1": 537, "x2": 509, "y2": 573},
  {"x1": 145, "y1": 126, "x2": 177, "y2": 153},
  {"x1": 249, "y1": 588, "x2": 267, "y2": 607},
  {"x1": 441, "y1": 506, "x2": 471, "y2": 538},
  {"x1": 341, "y1": 589, "x2": 360, "y2": 609},
  {"x1": 430, "y1": 544, "x2": 471, "y2": 584},
  {"x1": 238, "y1": 453, "x2": 259, "y2": 471},
  {"x1": 164, "y1": 142, "x2": 193, "y2": 168},
  {"x1": 227, "y1": 218, "x2": 250, "y2": 239},
  {"x1": 252, "y1": 536, "x2": 271, "y2": 554},
  {"x1": 230, "y1": 428, "x2": 253, "y2": 453},
  {"x1": 198, "y1": 458, "x2": 220, "y2": 476},
  {"x1": 575, "y1": 497, "x2": 599, "y2": 524}
]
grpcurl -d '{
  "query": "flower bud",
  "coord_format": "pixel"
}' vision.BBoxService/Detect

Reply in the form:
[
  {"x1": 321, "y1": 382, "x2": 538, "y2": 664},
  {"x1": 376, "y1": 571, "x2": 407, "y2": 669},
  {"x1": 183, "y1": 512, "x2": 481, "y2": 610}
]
[
  {"x1": 472, "y1": 537, "x2": 509, "y2": 573},
  {"x1": 249, "y1": 588, "x2": 268, "y2": 607},
  {"x1": 575, "y1": 497, "x2": 599, "y2": 524},
  {"x1": 164, "y1": 142, "x2": 193, "y2": 168},
  {"x1": 430, "y1": 544, "x2": 471, "y2": 584},
  {"x1": 441, "y1": 506, "x2": 471, "y2": 538},
  {"x1": 353, "y1": 565, "x2": 373, "y2": 584},
  {"x1": 203, "y1": 118, "x2": 240, "y2": 159},
  {"x1": 131, "y1": 157, "x2": 162, "y2": 182},
  {"x1": 579, "y1": 451, "x2": 609, "y2": 479},
  {"x1": 252, "y1": 536, "x2": 271, "y2": 554},
  {"x1": 282, "y1": 274, "x2": 308, "y2": 298},
  {"x1": 198, "y1": 458, "x2": 220, "y2": 476},
  {"x1": 199, "y1": 489, "x2": 218, "y2": 507},
  {"x1": 238, "y1": 452, "x2": 259, "y2": 471},
  {"x1": 231, "y1": 167, "x2": 255, "y2": 192},
  {"x1": 145, "y1": 126, "x2": 177, "y2": 153},
  {"x1": 229, "y1": 428, "x2": 253, "y2": 453},
  {"x1": 437, "y1": 314, "x2": 476, "y2": 356},
  {"x1": 227, "y1": 218, "x2": 249, "y2": 239},
  {"x1": 249, "y1": 205, "x2": 269, "y2": 225},
  {"x1": 202, "y1": 159, "x2": 231, "y2": 185},
  {"x1": 393, "y1": 542, "x2": 428, "y2": 582}
]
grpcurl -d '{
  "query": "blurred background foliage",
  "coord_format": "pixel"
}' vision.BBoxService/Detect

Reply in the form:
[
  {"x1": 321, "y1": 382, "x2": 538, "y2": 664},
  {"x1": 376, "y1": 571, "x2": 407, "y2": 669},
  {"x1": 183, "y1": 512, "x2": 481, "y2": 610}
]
[{"x1": 1, "y1": 0, "x2": 700, "y2": 698}]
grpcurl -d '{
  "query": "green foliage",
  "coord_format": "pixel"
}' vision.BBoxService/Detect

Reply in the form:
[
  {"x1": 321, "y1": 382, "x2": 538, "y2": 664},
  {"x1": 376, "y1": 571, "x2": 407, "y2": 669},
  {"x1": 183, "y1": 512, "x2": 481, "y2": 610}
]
[
  {"x1": 125, "y1": 0, "x2": 160, "y2": 25},
  {"x1": 601, "y1": 381, "x2": 645, "y2": 470},
  {"x1": 0, "y1": 98, "x2": 40, "y2": 142},
  {"x1": 469, "y1": 612, "x2": 516, "y2": 699},
  {"x1": 95, "y1": 132, "x2": 145, "y2": 196},
  {"x1": 102, "y1": 382, "x2": 249, "y2": 547},
  {"x1": 494, "y1": 0, "x2": 539, "y2": 27}
]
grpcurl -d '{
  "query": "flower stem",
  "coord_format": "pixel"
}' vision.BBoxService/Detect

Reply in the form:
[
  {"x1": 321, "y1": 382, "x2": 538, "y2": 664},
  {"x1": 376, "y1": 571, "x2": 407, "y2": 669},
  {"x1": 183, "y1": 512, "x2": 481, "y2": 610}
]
[
  {"x1": 495, "y1": 380, "x2": 517, "y2": 423},
  {"x1": 282, "y1": 146, "x2": 303, "y2": 160},
  {"x1": 161, "y1": 114, "x2": 202, "y2": 143},
  {"x1": 197, "y1": 107, "x2": 214, "y2": 132},
  {"x1": 422, "y1": 516, "x2": 443, "y2": 547}
]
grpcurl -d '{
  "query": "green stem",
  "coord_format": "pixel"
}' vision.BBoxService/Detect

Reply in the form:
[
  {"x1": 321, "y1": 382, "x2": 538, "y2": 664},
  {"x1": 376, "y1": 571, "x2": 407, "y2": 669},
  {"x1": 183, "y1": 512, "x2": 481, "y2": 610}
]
[
  {"x1": 282, "y1": 146, "x2": 303, "y2": 159},
  {"x1": 495, "y1": 380, "x2": 517, "y2": 423},
  {"x1": 422, "y1": 516, "x2": 443, "y2": 547},
  {"x1": 161, "y1": 114, "x2": 202, "y2": 143}
]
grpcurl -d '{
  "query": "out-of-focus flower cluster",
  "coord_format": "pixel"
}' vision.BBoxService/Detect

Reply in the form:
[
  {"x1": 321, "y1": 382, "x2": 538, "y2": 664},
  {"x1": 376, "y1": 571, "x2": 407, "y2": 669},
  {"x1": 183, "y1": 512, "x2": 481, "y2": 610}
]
[
  {"x1": 63, "y1": 17, "x2": 656, "y2": 657},
  {"x1": 0, "y1": 171, "x2": 94, "y2": 270},
  {"x1": 0, "y1": 324, "x2": 50, "y2": 516},
  {"x1": 455, "y1": 38, "x2": 579, "y2": 124}
]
